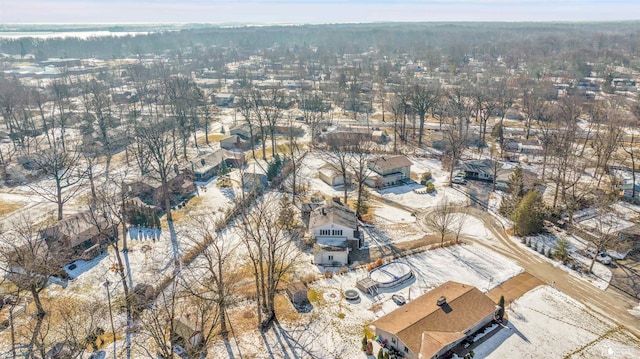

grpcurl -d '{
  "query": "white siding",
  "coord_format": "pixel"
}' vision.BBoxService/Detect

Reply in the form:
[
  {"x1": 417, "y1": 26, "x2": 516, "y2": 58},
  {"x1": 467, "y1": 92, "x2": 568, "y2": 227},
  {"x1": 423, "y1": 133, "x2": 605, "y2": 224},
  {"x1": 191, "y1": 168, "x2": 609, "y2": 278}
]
[
  {"x1": 312, "y1": 223, "x2": 355, "y2": 241},
  {"x1": 314, "y1": 249, "x2": 348, "y2": 266}
]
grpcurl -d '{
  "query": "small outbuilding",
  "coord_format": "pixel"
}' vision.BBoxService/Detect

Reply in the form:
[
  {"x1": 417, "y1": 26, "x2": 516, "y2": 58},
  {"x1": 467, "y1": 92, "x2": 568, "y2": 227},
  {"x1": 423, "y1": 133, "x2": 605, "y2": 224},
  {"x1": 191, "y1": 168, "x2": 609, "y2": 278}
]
[{"x1": 286, "y1": 281, "x2": 309, "y2": 305}]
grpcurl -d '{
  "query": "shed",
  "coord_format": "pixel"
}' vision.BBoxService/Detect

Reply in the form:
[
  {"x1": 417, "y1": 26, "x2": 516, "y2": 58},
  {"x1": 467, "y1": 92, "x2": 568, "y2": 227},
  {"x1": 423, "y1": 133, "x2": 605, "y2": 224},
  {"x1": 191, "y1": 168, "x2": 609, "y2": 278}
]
[{"x1": 286, "y1": 281, "x2": 309, "y2": 305}]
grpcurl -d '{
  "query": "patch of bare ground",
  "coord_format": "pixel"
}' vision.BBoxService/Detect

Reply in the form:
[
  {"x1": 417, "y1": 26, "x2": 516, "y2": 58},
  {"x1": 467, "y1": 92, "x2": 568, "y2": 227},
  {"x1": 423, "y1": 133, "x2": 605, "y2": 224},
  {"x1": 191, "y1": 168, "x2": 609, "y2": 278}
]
[
  {"x1": 197, "y1": 133, "x2": 228, "y2": 146},
  {"x1": 0, "y1": 200, "x2": 23, "y2": 216}
]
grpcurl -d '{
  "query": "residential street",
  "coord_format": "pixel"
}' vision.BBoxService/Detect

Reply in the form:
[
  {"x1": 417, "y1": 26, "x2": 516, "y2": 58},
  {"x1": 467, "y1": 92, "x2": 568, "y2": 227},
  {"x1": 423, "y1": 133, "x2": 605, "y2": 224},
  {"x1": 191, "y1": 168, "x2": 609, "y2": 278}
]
[{"x1": 465, "y1": 209, "x2": 640, "y2": 338}]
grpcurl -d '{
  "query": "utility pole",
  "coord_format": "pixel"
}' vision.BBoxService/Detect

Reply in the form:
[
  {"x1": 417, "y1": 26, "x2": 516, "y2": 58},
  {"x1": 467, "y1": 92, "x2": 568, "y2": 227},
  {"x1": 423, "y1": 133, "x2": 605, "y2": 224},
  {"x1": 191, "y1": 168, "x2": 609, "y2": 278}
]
[{"x1": 104, "y1": 280, "x2": 117, "y2": 359}]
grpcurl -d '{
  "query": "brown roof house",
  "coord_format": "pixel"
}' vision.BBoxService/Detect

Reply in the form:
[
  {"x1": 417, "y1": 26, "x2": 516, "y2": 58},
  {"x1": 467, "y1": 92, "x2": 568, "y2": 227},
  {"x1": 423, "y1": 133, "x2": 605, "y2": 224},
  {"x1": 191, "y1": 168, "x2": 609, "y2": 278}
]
[
  {"x1": 369, "y1": 281, "x2": 497, "y2": 359},
  {"x1": 126, "y1": 168, "x2": 196, "y2": 213},
  {"x1": 42, "y1": 212, "x2": 115, "y2": 259},
  {"x1": 366, "y1": 155, "x2": 413, "y2": 188},
  {"x1": 308, "y1": 198, "x2": 363, "y2": 266},
  {"x1": 189, "y1": 149, "x2": 238, "y2": 182},
  {"x1": 220, "y1": 134, "x2": 251, "y2": 151}
]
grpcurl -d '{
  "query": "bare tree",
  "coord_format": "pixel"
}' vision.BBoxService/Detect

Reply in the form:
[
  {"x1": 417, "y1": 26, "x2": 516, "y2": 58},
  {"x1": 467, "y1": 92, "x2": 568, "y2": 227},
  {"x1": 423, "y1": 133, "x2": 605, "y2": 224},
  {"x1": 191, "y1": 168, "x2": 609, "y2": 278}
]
[
  {"x1": 321, "y1": 135, "x2": 358, "y2": 204},
  {"x1": 424, "y1": 198, "x2": 456, "y2": 247},
  {"x1": 443, "y1": 88, "x2": 471, "y2": 186},
  {"x1": 300, "y1": 91, "x2": 330, "y2": 147},
  {"x1": 184, "y1": 213, "x2": 239, "y2": 342},
  {"x1": 349, "y1": 141, "x2": 374, "y2": 218},
  {"x1": 136, "y1": 283, "x2": 179, "y2": 359},
  {"x1": 285, "y1": 117, "x2": 303, "y2": 203},
  {"x1": 239, "y1": 195, "x2": 300, "y2": 328},
  {"x1": 410, "y1": 83, "x2": 438, "y2": 147},
  {"x1": 80, "y1": 79, "x2": 117, "y2": 178},
  {"x1": 86, "y1": 178, "x2": 135, "y2": 358},
  {"x1": 50, "y1": 76, "x2": 75, "y2": 151},
  {"x1": 237, "y1": 92, "x2": 259, "y2": 160},
  {"x1": 585, "y1": 200, "x2": 618, "y2": 273},
  {"x1": 29, "y1": 144, "x2": 87, "y2": 220},
  {"x1": 389, "y1": 95, "x2": 405, "y2": 154},
  {"x1": 622, "y1": 102, "x2": 640, "y2": 200},
  {"x1": 0, "y1": 215, "x2": 69, "y2": 358},
  {"x1": 453, "y1": 207, "x2": 470, "y2": 244},
  {"x1": 134, "y1": 119, "x2": 178, "y2": 222},
  {"x1": 54, "y1": 298, "x2": 108, "y2": 358}
]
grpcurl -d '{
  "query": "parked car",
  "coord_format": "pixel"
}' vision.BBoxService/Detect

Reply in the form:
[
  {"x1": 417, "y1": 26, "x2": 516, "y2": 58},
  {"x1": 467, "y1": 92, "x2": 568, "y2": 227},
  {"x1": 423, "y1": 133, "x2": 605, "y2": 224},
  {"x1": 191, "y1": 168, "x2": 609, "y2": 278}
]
[
  {"x1": 586, "y1": 248, "x2": 613, "y2": 265},
  {"x1": 452, "y1": 174, "x2": 467, "y2": 184},
  {"x1": 173, "y1": 345, "x2": 186, "y2": 358},
  {"x1": 88, "y1": 351, "x2": 106, "y2": 359}
]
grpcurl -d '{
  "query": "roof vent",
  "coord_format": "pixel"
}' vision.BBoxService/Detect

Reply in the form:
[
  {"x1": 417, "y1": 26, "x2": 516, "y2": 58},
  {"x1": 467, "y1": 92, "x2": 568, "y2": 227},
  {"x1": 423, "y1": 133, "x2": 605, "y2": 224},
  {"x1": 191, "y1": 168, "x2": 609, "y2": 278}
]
[{"x1": 436, "y1": 296, "x2": 446, "y2": 306}]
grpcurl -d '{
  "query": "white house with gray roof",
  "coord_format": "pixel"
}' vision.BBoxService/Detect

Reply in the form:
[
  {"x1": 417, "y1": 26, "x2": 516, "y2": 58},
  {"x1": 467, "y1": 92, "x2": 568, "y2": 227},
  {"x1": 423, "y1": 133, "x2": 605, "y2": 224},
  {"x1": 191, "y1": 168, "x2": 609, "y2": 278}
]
[
  {"x1": 366, "y1": 155, "x2": 413, "y2": 188},
  {"x1": 308, "y1": 198, "x2": 363, "y2": 266}
]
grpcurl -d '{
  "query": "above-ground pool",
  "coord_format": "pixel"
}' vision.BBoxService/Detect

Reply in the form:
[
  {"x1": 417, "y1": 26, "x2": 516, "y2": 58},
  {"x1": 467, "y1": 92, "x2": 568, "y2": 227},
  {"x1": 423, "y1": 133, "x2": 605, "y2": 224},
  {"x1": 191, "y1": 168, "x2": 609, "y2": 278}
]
[{"x1": 369, "y1": 262, "x2": 413, "y2": 288}]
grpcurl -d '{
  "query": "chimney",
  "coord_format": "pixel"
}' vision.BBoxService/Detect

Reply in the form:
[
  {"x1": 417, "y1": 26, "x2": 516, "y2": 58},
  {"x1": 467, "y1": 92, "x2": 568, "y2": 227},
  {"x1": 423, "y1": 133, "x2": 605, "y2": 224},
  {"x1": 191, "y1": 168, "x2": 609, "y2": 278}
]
[{"x1": 436, "y1": 296, "x2": 447, "y2": 306}]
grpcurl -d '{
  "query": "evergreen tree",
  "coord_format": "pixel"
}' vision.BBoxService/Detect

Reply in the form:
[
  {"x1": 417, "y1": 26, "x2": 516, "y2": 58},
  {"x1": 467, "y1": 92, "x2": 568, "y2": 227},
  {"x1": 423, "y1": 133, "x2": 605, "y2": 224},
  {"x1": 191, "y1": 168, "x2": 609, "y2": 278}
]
[
  {"x1": 511, "y1": 191, "x2": 545, "y2": 236},
  {"x1": 500, "y1": 165, "x2": 525, "y2": 216},
  {"x1": 553, "y1": 238, "x2": 571, "y2": 263},
  {"x1": 267, "y1": 154, "x2": 282, "y2": 180},
  {"x1": 277, "y1": 195, "x2": 297, "y2": 233},
  {"x1": 217, "y1": 160, "x2": 230, "y2": 176}
]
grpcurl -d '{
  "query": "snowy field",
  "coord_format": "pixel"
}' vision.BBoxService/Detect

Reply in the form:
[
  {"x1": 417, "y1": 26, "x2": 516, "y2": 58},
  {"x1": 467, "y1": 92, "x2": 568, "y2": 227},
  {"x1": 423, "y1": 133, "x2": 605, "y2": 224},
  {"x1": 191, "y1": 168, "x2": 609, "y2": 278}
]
[
  {"x1": 213, "y1": 244, "x2": 523, "y2": 358},
  {"x1": 473, "y1": 286, "x2": 640, "y2": 359}
]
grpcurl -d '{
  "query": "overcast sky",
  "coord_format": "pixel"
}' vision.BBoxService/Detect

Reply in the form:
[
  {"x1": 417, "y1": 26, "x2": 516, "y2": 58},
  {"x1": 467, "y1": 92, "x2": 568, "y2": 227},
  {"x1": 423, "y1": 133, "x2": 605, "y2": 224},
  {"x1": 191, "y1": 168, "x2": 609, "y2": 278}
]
[{"x1": 1, "y1": 0, "x2": 639, "y2": 24}]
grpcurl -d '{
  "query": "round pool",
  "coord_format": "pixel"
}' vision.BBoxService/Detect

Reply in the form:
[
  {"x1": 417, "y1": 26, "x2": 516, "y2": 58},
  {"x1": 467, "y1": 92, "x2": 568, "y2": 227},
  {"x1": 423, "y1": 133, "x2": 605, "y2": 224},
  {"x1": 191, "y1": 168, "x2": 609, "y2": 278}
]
[{"x1": 369, "y1": 262, "x2": 413, "y2": 288}]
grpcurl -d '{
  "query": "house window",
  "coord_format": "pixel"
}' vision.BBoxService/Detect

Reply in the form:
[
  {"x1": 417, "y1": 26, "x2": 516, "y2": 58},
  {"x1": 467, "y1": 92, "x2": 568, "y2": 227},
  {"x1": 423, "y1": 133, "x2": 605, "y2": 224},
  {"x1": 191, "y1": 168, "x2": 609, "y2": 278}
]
[
  {"x1": 404, "y1": 346, "x2": 409, "y2": 353},
  {"x1": 320, "y1": 229, "x2": 330, "y2": 236},
  {"x1": 392, "y1": 338, "x2": 396, "y2": 344},
  {"x1": 332, "y1": 229, "x2": 343, "y2": 236},
  {"x1": 328, "y1": 255, "x2": 334, "y2": 261}
]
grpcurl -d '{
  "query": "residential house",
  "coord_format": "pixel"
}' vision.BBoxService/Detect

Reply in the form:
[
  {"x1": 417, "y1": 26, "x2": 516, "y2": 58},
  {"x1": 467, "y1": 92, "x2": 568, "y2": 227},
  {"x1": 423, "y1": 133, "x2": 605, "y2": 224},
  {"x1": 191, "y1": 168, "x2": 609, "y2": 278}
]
[
  {"x1": 494, "y1": 166, "x2": 538, "y2": 192},
  {"x1": 460, "y1": 159, "x2": 503, "y2": 182},
  {"x1": 618, "y1": 224, "x2": 640, "y2": 251},
  {"x1": 318, "y1": 163, "x2": 353, "y2": 187},
  {"x1": 620, "y1": 177, "x2": 640, "y2": 202},
  {"x1": 242, "y1": 162, "x2": 268, "y2": 191},
  {"x1": 300, "y1": 197, "x2": 325, "y2": 226},
  {"x1": 308, "y1": 198, "x2": 363, "y2": 266},
  {"x1": 366, "y1": 155, "x2": 412, "y2": 188},
  {"x1": 220, "y1": 134, "x2": 251, "y2": 151},
  {"x1": 171, "y1": 317, "x2": 203, "y2": 351},
  {"x1": 42, "y1": 212, "x2": 115, "y2": 259},
  {"x1": 126, "y1": 170, "x2": 195, "y2": 213},
  {"x1": 214, "y1": 92, "x2": 235, "y2": 107},
  {"x1": 189, "y1": 149, "x2": 236, "y2": 182},
  {"x1": 369, "y1": 281, "x2": 497, "y2": 359},
  {"x1": 320, "y1": 126, "x2": 378, "y2": 144}
]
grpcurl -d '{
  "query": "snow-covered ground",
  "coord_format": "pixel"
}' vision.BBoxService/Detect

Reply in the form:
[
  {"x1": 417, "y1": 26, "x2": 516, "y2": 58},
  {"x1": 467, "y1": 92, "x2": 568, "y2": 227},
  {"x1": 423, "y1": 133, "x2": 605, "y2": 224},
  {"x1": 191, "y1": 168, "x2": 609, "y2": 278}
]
[
  {"x1": 512, "y1": 231, "x2": 612, "y2": 290},
  {"x1": 473, "y1": 286, "x2": 640, "y2": 359},
  {"x1": 212, "y1": 244, "x2": 523, "y2": 358},
  {"x1": 454, "y1": 213, "x2": 495, "y2": 240}
]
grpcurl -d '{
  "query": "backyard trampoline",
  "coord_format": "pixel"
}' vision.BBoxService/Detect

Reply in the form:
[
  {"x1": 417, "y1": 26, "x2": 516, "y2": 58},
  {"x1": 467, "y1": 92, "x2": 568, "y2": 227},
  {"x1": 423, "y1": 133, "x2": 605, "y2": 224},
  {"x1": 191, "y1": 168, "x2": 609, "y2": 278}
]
[{"x1": 344, "y1": 289, "x2": 360, "y2": 300}]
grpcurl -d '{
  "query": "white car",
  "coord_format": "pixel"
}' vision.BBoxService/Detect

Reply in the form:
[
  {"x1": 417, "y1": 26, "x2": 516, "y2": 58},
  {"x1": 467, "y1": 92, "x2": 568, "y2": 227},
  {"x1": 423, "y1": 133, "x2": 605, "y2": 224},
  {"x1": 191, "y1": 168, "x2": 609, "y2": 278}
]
[
  {"x1": 586, "y1": 248, "x2": 612, "y2": 265},
  {"x1": 452, "y1": 174, "x2": 466, "y2": 184}
]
